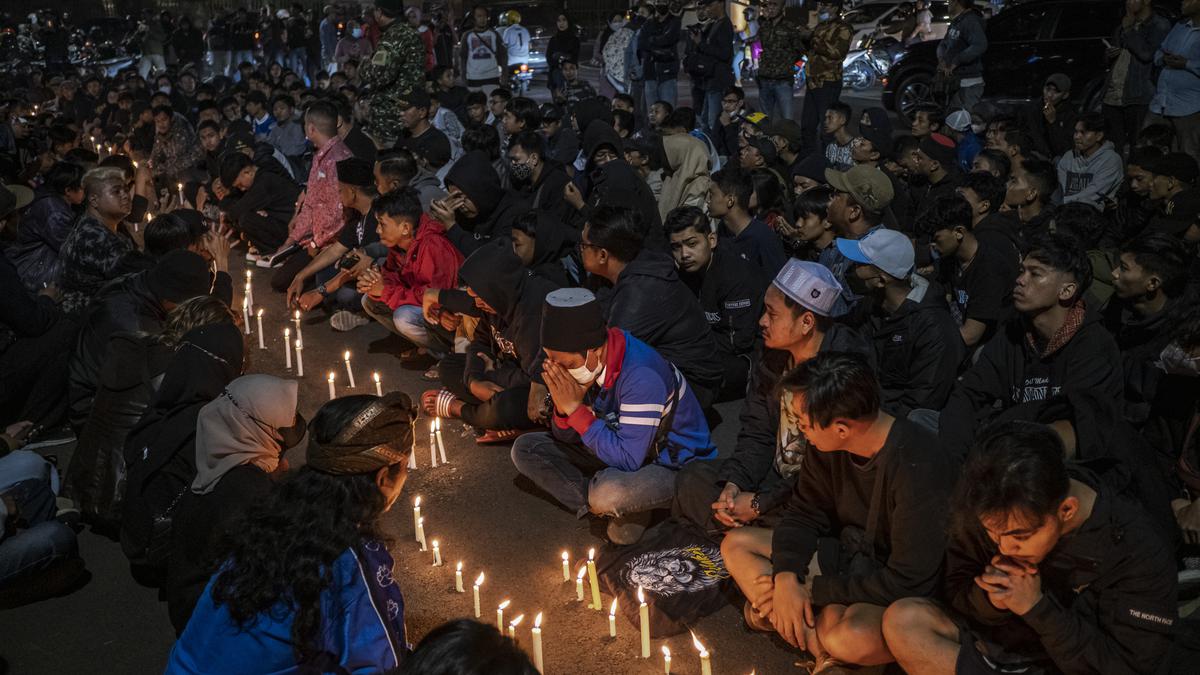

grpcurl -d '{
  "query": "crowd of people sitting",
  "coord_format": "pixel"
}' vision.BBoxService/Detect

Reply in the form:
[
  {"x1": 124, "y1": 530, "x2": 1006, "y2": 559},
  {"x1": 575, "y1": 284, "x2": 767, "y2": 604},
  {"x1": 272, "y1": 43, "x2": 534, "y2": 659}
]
[{"x1": 2, "y1": 0, "x2": 1200, "y2": 672}]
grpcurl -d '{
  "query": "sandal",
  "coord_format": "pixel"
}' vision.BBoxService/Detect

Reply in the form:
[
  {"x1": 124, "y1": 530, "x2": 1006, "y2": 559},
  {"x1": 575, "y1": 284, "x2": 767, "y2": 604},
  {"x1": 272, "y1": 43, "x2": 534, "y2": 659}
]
[
  {"x1": 421, "y1": 389, "x2": 460, "y2": 418},
  {"x1": 475, "y1": 428, "x2": 523, "y2": 445}
]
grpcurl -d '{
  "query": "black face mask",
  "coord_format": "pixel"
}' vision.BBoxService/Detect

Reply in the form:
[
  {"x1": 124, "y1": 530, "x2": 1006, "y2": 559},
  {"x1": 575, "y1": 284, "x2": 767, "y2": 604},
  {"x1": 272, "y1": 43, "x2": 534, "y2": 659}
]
[{"x1": 277, "y1": 412, "x2": 307, "y2": 450}]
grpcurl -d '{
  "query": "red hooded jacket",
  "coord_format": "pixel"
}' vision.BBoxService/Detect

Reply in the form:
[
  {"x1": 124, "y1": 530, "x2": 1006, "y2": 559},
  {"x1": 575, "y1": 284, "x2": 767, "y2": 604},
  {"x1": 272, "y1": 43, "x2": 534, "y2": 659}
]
[{"x1": 379, "y1": 214, "x2": 463, "y2": 309}]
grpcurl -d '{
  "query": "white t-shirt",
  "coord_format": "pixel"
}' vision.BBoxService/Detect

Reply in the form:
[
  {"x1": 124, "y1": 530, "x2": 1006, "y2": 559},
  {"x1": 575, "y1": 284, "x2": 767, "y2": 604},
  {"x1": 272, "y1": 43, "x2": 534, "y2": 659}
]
[
  {"x1": 503, "y1": 25, "x2": 530, "y2": 63},
  {"x1": 465, "y1": 29, "x2": 502, "y2": 81}
]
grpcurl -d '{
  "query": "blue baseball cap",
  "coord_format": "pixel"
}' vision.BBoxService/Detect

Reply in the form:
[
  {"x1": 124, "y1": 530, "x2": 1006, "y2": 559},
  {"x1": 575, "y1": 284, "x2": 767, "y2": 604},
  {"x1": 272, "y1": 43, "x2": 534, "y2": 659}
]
[{"x1": 836, "y1": 228, "x2": 914, "y2": 280}]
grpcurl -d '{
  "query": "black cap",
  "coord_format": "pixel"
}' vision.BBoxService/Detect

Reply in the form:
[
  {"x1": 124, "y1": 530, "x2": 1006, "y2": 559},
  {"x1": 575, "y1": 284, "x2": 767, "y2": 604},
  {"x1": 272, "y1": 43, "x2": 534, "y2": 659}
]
[
  {"x1": 1145, "y1": 152, "x2": 1199, "y2": 184},
  {"x1": 541, "y1": 288, "x2": 607, "y2": 353},
  {"x1": 337, "y1": 157, "x2": 376, "y2": 188},
  {"x1": 539, "y1": 103, "x2": 563, "y2": 122},
  {"x1": 860, "y1": 125, "x2": 893, "y2": 157},
  {"x1": 149, "y1": 250, "x2": 214, "y2": 304},
  {"x1": 398, "y1": 88, "x2": 431, "y2": 110},
  {"x1": 918, "y1": 133, "x2": 958, "y2": 169},
  {"x1": 404, "y1": 130, "x2": 452, "y2": 169}
]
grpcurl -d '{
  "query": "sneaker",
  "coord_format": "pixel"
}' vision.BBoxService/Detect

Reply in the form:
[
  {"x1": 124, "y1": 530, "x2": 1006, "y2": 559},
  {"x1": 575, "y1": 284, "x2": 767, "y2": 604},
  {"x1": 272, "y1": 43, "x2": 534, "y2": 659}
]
[
  {"x1": 605, "y1": 513, "x2": 651, "y2": 546},
  {"x1": 22, "y1": 427, "x2": 76, "y2": 451},
  {"x1": 55, "y1": 497, "x2": 81, "y2": 529},
  {"x1": 330, "y1": 310, "x2": 370, "y2": 332}
]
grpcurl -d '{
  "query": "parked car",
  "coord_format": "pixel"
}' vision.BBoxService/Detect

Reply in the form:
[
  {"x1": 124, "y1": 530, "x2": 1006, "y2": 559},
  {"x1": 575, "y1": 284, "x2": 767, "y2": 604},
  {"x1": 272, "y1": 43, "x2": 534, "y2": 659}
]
[
  {"x1": 845, "y1": 0, "x2": 951, "y2": 49},
  {"x1": 881, "y1": 0, "x2": 1127, "y2": 123}
]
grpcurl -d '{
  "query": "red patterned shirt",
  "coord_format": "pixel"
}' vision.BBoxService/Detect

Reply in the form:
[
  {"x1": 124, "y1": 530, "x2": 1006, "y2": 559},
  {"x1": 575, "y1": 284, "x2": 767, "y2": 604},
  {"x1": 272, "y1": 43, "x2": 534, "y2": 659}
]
[{"x1": 289, "y1": 136, "x2": 353, "y2": 247}]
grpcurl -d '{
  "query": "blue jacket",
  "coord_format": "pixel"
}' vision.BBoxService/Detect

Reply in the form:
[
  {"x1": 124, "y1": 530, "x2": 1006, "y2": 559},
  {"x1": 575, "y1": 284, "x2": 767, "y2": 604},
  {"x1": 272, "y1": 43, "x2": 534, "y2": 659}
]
[
  {"x1": 553, "y1": 329, "x2": 715, "y2": 472},
  {"x1": 165, "y1": 547, "x2": 405, "y2": 675}
]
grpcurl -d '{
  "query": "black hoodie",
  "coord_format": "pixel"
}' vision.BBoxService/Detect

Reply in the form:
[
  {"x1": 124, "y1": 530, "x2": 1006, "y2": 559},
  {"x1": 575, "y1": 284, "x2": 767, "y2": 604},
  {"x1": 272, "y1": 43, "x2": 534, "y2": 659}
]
[
  {"x1": 1101, "y1": 295, "x2": 1182, "y2": 427},
  {"x1": 444, "y1": 151, "x2": 524, "y2": 256},
  {"x1": 604, "y1": 249, "x2": 723, "y2": 406},
  {"x1": 865, "y1": 275, "x2": 964, "y2": 417},
  {"x1": 580, "y1": 120, "x2": 665, "y2": 249},
  {"x1": 525, "y1": 212, "x2": 578, "y2": 287},
  {"x1": 457, "y1": 239, "x2": 561, "y2": 388},
  {"x1": 944, "y1": 469, "x2": 1177, "y2": 675},
  {"x1": 939, "y1": 307, "x2": 1123, "y2": 458}
]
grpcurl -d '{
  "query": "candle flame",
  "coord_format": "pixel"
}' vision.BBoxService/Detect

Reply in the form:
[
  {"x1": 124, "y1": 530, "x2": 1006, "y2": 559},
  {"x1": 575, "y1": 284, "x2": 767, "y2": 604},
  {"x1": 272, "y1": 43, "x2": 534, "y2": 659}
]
[
  {"x1": 256, "y1": 308, "x2": 263, "y2": 317},
  {"x1": 509, "y1": 614, "x2": 524, "y2": 628},
  {"x1": 662, "y1": 645, "x2": 671, "y2": 658},
  {"x1": 588, "y1": 547, "x2": 595, "y2": 560},
  {"x1": 456, "y1": 561, "x2": 462, "y2": 571},
  {"x1": 637, "y1": 585, "x2": 645, "y2": 603},
  {"x1": 414, "y1": 496, "x2": 421, "y2": 508},
  {"x1": 344, "y1": 350, "x2": 351, "y2": 361},
  {"x1": 498, "y1": 599, "x2": 511, "y2": 610},
  {"x1": 295, "y1": 338, "x2": 301, "y2": 349},
  {"x1": 373, "y1": 372, "x2": 380, "y2": 383},
  {"x1": 246, "y1": 270, "x2": 252, "y2": 280},
  {"x1": 475, "y1": 572, "x2": 485, "y2": 586},
  {"x1": 534, "y1": 612, "x2": 542, "y2": 628},
  {"x1": 328, "y1": 371, "x2": 335, "y2": 382},
  {"x1": 432, "y1": 539, "x2": 439, "y2": 549},
  {"x1": 561, "y1": 551, "x2": 569, "y2": 562},
  {"x1": 576, "y1": 566, "x2": 587, "y2": 581},
  {"x1": 293, "y1": 310, "x2": 300, "y2": 320},
  {"x1": 609, "y1": 598, "x2": 618, "y2": 615},
  {"x1": 690, "y1": 630, "x2": 708, "y2": 657}
]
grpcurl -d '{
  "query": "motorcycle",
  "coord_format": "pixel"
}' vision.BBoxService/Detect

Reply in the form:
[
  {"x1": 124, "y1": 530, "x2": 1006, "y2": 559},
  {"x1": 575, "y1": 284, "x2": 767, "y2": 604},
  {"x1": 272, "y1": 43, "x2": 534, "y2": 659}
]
[
  {"x1": 840, "y1": 31, "x2": 901, "y2": 91},
  {"x1": 508, "y1": 62, "x2": 532, "y2": 95}
]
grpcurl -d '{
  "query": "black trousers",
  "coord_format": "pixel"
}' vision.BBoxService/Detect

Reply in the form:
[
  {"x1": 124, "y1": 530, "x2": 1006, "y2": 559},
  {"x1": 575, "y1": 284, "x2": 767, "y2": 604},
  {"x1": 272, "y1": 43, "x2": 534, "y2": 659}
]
[
  {"x1": 0, "y1": 316, "x2": 78, "y2": 428},
  {"x1": 235, "y1": 212, "x2": 289, "y2": 253},
  {"x1": 438, "y1": 354, "x2": 539, "y2": 431},
  {"x1": 269, "y1": 247, "x2": 312, "y2": 293},
  {"x1": 800, "y1": 81, "x2": 844, "y2": 158}
]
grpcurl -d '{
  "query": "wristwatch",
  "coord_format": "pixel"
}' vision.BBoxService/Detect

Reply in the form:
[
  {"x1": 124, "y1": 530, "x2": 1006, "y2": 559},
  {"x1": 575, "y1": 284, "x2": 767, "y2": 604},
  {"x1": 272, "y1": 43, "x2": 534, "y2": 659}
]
[
  {"x1": 749, "y1": 494, "x2": 762, "y2": 517},
  {"x1": 316, "y1": 283, "x2": 329, "y2": 298}
]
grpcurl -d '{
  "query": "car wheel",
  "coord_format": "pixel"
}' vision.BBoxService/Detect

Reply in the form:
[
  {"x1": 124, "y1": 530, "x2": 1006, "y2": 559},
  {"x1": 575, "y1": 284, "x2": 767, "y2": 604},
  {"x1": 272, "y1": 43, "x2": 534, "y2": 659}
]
[{"x1": 896, "y1": 72, "x2": 934, "y2": 124}]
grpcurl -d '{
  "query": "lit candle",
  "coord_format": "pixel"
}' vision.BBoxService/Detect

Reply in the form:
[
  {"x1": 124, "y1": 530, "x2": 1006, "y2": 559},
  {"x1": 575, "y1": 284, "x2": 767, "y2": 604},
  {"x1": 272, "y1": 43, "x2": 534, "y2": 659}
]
[
  {"x1": 473, "y1": 572, "x2": 485, "y2": 618},
  {"x1": 284, "y1": 328, "x2": 292, "y2": 368},
  {"x1": 455, "y1": 561, "x2": 464, "y2": 593},
  {"x1": 531, "y1": 613, "x2": 544, "y2": 673},
  {"x1": 256, "y1": 309, "x2": 265, "y2": 349},
  {"x1": 327, "y1": 371, "x2": 336, "y2": 400},
  {"x1": 497, "y1": 599, "x2": 511, "y2": 631},
  {"x1": 508, "y1": 614, "x2": 524, "y2": 642},
  {"x1": 412, "y1": 497, "x2": 422, "y2": 541},
  {"x1": 294, "y1": 338, "x2": 303, "y2": 376},
  {"x1": 609, "y1": 598, "x2": 618, "y2": 638},
  {"x1": 133, "y1": 160, "x2": 138, "y2": 169},
  {"x1": 561, "y1": 551, "x2": 570, "y2": 583},
  {"x1": 242, "y1": 298, "x2": 250, "y2": 334},
  {"x1": 691, "y1": 631, "x2": 712, "y2": 675},
  {"x1": 408, "y1": 444, "x2": 417, "y2": 470},
  {"x1": 177, "y1": 182, "x2": 184, "y2": 204},
  {"x1": 292, "y1": 310, "x2": 302, "y2": 345},
  {"x1": 343, "y1": 350, "x2": 356, "y2": 388},
  {"x1": 587, "y1": 548, "x2": 601, "y2": 611},
  {"x1": 435, "y1": 417, "x2": 447, "y2": 464},
  {"x1": 575, "y1": 566, "x2": 586, "y2": 602},
  {"x1": 662, "y1": 646, "x2": 672, "y2": 674},
  {"x1": 245, "y1": 270, "x2": 253, "y2": 308},
  {"x1": 416, "y1": 516, "x2": 427, "y2": 551},
  {"x1": 432, "y1": 539, "x2": 442, "y2": 566},
  {"x1": 373, "y1": 371, "x2": 382, "y2": 397},
  {"x1": 638, "y1": 586, "x2": 650, "y2": 658},
  {"x1": 428, "y1": 419, "x2": 438, "y2": 468}
]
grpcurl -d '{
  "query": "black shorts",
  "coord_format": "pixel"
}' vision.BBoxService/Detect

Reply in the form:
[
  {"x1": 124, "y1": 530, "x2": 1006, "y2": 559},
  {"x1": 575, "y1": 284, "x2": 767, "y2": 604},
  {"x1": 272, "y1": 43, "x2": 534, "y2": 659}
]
[{"x1": 950, "y1": 612, "x2": 1053, "y2": 675}]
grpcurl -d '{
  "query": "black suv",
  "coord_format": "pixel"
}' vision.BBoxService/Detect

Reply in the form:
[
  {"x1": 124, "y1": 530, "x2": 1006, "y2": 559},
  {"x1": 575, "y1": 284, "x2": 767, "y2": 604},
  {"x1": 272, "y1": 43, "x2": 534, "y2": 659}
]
[{"x1": 882, "y1": 0, "x2": 1129, "y2": 123}]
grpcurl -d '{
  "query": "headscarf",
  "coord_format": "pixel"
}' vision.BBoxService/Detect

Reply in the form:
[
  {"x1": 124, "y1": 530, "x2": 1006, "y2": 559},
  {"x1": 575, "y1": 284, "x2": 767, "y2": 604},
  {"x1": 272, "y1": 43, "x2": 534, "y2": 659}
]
[
  {"x1": 307, "y1": 393, "x2": 417, "y2": 475},
  {"x1": 658, "y1": 133, "x2": 712, "y2": 220},
  {"x1": 191, "y1": 374, "x2": 300, "y2": 494}
]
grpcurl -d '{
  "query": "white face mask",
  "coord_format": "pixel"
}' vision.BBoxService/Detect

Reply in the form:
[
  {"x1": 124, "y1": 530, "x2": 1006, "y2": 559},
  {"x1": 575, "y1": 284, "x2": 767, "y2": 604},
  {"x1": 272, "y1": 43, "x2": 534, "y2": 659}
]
[{"x1": 567, "y1": 350, "x2": 605, "y2": 386}]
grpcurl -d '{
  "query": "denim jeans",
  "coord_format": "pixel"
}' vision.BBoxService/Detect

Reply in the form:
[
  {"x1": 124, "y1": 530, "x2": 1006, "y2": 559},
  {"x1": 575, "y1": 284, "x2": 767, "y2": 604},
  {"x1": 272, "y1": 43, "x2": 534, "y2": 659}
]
[
  {"x1": 361, "y1": 298, "x2": 443, "y2": 358},
  {"x1": 757, "y1": 77, "x2": 794, "y2": 121},
  {"x1": 644, "y1": 79, "x2": 678, "y2": 108},
  {"x1": 510, "y1": 432, "x2": 678, "y2": 518},
  {"x1": 703, "y1": 90, "x2": 724, "y2": 136},
  {"x1": 0, "y1": 452, "x2": 76, "y2": 588},
  {"x1": 288, "y1": 48, "x2": 308, "y2": 85}
]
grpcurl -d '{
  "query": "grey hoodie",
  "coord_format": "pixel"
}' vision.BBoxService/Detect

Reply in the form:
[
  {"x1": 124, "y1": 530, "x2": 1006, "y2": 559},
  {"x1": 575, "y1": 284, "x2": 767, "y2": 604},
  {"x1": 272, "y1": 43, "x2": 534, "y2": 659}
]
[{"x1": 1057, "y1": 141, "x2": 1124, "y2": 208}]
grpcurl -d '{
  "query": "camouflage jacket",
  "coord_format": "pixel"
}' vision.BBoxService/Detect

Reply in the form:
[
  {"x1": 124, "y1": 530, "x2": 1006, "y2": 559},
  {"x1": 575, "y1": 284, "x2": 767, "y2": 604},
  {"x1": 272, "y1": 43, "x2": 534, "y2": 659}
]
[
  {"x1": 804, "y1": 19, "x2": 852, "y2": 88},
  {"x1": 361, "y1": 20, "x2": 426, "y2": 143},
  {"x1": 757, "y1": 14, "x2": 807, "y2": 81}
]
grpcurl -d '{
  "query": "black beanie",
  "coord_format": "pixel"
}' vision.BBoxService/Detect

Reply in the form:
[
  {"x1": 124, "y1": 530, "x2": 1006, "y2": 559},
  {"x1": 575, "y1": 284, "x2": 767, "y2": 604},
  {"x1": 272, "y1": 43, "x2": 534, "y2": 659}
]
[
  {"x1": 149, "y1": 250, "x2": 214, "y2": 303},
  {"x1": 540, "y1": 288, "x2": 607, "y2": 353}
]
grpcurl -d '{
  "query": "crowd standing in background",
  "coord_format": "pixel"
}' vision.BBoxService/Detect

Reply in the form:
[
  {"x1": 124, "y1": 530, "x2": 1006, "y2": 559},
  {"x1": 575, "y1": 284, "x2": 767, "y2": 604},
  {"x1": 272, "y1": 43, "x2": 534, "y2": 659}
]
[{"x1": 2, "y1": 0, "x2": 1200, "y2": 673}]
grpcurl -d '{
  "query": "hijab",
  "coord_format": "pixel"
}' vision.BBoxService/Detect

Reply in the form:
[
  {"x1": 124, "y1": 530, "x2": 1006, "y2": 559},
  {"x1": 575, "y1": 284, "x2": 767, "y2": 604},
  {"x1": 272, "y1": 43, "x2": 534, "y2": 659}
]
[
  {"x1": 658, "y1": 133, "x2": 712, "y2": 220},
  {"x1": 191, "y1": 374, "x2": 299, "y2": 495}
]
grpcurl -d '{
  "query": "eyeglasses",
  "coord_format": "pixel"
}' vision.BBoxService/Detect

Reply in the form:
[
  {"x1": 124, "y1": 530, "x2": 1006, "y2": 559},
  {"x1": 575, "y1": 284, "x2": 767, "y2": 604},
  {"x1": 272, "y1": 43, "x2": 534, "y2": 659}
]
[{"x1": 576, "y1": 241, "x2": 601, "y2": 254}]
